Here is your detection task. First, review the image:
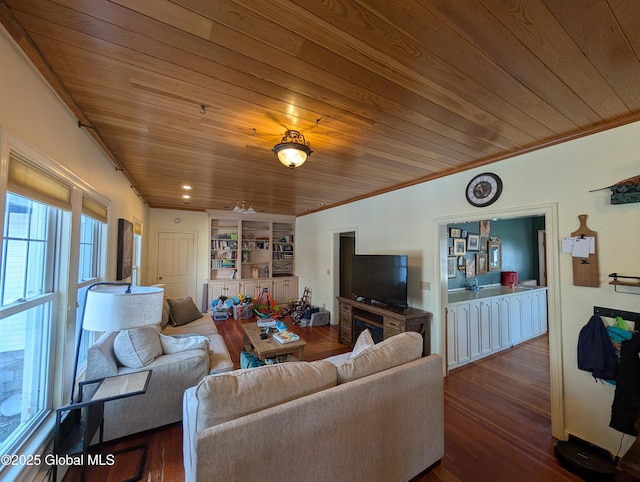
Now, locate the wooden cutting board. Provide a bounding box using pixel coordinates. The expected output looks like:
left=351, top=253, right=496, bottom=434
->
left=571, top=214, right=600, bottom=287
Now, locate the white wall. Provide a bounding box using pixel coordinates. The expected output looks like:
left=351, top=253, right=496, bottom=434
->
left=0, top=25, right=151, bottom=480
left=0, top=26, right=150, bottom=282
left=296, top=122, right=640, bottom=455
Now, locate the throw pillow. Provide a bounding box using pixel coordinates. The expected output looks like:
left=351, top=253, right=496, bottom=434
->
left=337, top=332, right=423, bottom=384
left=113, top=327, right=163, bottom=368
left=351, top=328, right=374, bottom=358
left=158, top=332, right=210, bottom=354
left=240, top=351, right=266, bottom=369
left=168, top=297, right=202, bottom=326
left=194, top=360, right=337, bottom=431
left=160, top=297, right=171, bottom=328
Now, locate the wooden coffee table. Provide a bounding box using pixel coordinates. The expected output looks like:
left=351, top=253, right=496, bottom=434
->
left=242, top=322, right=306, bottom=361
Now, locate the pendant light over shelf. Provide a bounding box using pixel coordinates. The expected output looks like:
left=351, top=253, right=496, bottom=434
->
left=232, top=201, right=255, bottom=214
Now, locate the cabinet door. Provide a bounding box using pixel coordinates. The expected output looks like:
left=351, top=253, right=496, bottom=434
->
left=491, top=297, right=511, bottom=348
left=241, top=280, right=268, bottom=299
left=508, top=295, right=523, bottom=345
left=521, top=292, right=534, bottom=341
left=446, top=307, right=458, bottom=369
left=226, top=281, right=241, bottom=300
left=537, top=290, right=548, bottom=335
left=468, top=301, right=481, bottom=360
left=455, top=303, right=471, bottom=366
left=478, top=300, right=492, bottom=356
left=284, top=277, right=298, bottom=302
left=208, top=282, right=225, bottom=304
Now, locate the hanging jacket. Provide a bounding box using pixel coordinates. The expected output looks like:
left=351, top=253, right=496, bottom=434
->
left=610, top=333, right=640, bottom=435
left=577, top=315, right=617, bottom=382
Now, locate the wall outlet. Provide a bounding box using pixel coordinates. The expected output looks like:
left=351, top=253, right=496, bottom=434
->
left=420, top=281, right=431, bottom=290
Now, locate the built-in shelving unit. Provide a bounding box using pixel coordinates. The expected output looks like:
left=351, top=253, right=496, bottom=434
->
left=210, top=218, right=239, bottom=280
left=206, top=210, right=297, bottom=304
left=272, top=222, right=295, bottom=276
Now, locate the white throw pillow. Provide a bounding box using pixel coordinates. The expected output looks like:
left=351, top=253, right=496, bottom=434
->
left=159, top=332, right=210, bottom=354
left=113, top=327, right=163, bottom=368
left=351, top=328, right=374, bottom=358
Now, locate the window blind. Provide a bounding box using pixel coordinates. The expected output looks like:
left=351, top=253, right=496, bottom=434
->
left=7, top=151, right=72, bottom=210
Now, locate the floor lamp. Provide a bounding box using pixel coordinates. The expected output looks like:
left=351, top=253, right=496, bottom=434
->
left=70, top=283, right=164, bottom=403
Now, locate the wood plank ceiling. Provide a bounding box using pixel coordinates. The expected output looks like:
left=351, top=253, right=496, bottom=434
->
left=2, top=0, right=640, bottom=216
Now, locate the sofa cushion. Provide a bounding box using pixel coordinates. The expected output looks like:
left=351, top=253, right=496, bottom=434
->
left=113, top=327, right=163, bottom=368
left=336, top=332, right=423, bottom=384
left=351, top=329, right=374, bottom=358
left=168, top=297, right=203, bottom=326
left=194, top=360, right=337, bottom=431
left=159, top=332, right=210, bottom=354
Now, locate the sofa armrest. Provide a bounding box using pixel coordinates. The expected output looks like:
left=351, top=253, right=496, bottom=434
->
left=86, top=332, right=119, bottom=380
left=101, top=349, right=209, bottom=441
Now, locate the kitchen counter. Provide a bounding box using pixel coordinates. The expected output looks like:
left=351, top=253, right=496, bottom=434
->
left=448, top=285, right=547, bottom=304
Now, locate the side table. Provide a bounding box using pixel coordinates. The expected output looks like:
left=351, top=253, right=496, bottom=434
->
left=52, top=370, right=152, bottom=482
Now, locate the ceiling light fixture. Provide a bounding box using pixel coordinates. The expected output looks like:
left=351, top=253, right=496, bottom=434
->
left=232, top=201, right=255, bottom=214
left=272, top=130, right=312, bottom=169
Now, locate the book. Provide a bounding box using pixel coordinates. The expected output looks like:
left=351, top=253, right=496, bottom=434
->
left=273, top=331, right=300, bottom=344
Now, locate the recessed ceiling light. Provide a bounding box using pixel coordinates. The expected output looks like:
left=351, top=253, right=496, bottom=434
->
left=318, top=202, right=327, bottom=206
left=182, top=194, right=191, bottom=199
left=182, top=185, right=192, bottom=190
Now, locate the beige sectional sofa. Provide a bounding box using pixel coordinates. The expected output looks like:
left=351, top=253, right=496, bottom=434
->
left=86, top=311, right=233, bottom=441
left=183, top=331, right=444, bottom=482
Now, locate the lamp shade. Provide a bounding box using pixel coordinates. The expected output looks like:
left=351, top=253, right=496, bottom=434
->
left=82, top=285, right=164, bottom=332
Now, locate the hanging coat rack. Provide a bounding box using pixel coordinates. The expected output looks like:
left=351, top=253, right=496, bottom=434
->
left=593, top=306, right=640, bottom=325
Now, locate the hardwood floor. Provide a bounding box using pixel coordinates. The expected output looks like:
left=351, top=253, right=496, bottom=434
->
left=63, top=318, right=581, bottom=482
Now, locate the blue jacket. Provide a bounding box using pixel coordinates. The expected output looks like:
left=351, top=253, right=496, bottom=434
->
left=577, top=315, right=617, bottom=381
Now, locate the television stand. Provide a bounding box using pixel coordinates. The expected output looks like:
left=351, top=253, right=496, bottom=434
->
left=337, top=297, right=432, bottom=356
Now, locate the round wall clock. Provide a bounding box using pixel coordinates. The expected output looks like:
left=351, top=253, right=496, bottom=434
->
left=465, top=173, right=503, bottom=207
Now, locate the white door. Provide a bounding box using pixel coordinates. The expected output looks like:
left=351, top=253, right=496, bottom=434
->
left=157, top=232, right=196, bottom=300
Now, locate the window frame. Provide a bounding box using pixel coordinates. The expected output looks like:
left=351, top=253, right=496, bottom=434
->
left=0, top=130, right=111, bottom=478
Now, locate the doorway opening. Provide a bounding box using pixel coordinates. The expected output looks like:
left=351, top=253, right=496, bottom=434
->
left=436, top=203, right=563, bottom=440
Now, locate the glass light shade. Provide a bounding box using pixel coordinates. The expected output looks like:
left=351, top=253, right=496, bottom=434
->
left=275, top=145, right=309, bottom=168
left=82, top=285, right=164, bottom=332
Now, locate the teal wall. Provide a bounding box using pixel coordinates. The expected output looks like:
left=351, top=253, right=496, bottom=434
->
left=447, top=216, right=545, bottom=290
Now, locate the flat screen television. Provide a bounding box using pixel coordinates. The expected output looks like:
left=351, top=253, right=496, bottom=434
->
left=351, top=254, right=408, bottom=309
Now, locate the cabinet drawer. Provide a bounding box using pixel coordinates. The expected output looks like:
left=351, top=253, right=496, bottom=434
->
left=384, top=328, right=401, bottom=339
left=384, top=317, right=404, bottom=332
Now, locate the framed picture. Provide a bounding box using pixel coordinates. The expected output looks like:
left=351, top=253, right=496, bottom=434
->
left=117, top=218, right=133, bottom=280
left=447, top=257, right=457, bottom=278
left=448, top=246, right=454, bottom=256
left=475, top=253, right=488, bottom=275
left=480, top=220, right=491, bottom=237
left=467, top=233, right=480, bottom=251
left=465, top=258, right=475, bottom=278
left=449, top=227, right=461, bottom=238
left=453, top=238, right=466, bottom=256
left=461, top=229, right=468, bottom=238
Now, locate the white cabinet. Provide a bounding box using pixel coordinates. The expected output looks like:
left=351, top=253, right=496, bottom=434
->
left=240, top=279, right=271, bottom=300
left=272, top=277, right=298, bottom=304
left=448, top=288, right=547, bottom=370
left=447, top=303, right=471, bottom=368
left=208, top=281, right=241, bottom=304
left=508, top=295, right=523, bottom=345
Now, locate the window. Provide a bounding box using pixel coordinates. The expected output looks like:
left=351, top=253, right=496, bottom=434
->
left=0, top=145, right=110, bottom=475
left=76, top=214, right=105, bottom=368
left=132, top=219, right=142, bottom=286
left=0, top=193, right=58, bottom=452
